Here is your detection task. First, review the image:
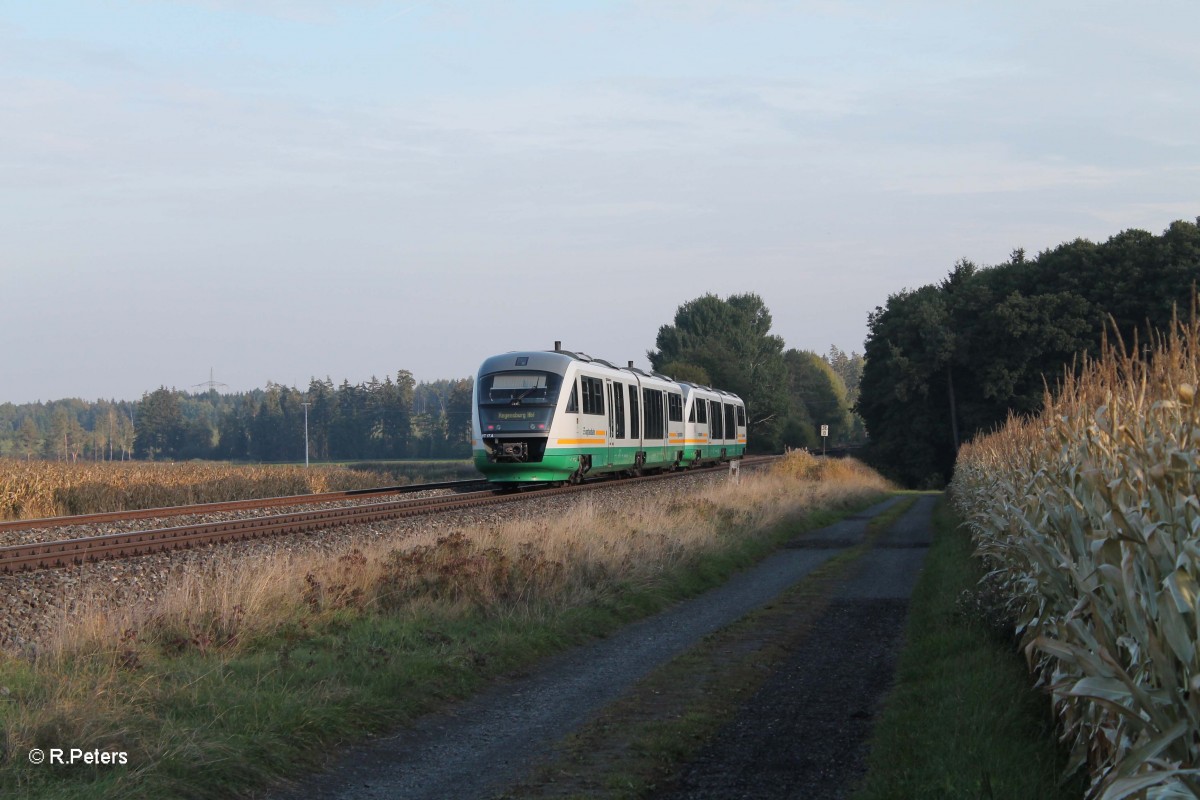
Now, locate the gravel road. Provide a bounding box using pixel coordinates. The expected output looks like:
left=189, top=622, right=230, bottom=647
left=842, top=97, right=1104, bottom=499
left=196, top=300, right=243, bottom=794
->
left=266, top=494, right=926, bottom=800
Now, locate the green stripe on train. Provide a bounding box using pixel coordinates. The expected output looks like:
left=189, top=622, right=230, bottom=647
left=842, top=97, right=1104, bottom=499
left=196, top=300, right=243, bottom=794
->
left=473, top=443, right=745, bottom=482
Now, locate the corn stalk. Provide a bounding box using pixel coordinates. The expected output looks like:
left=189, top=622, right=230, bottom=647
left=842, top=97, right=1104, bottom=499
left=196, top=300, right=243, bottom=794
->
left=952, top=310, right=1200, bottom=799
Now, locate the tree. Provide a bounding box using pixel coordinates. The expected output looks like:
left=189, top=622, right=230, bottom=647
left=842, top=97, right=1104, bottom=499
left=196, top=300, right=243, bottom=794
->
left=134, top=388, right=185, bottom=460
left=858, top=285, right=958, bottom=487
left=648, top=293, right=789, bottom=451
left=783, top=350, right=852, bottom=445
left=116, top=410, right=135, bottom=460
left=306, top=378, right=336, bottom=461
left=330, top=380, right=367, bottom=460
left=656, top=361, right=712, bottom=386
left=445, top=378, right=473, bottom=456
left=214, top=396, right=253, bottom=460
left=825, top=345, right=868, bottom=443
left=17, top=417, right=40, bottom=460
left=45, top=408, right=76, bottom=460
left=825, top=346, right=865, bottom=407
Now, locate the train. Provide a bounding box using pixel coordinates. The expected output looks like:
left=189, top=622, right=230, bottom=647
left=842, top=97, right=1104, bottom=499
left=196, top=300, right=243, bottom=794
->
left=471, top=343, right=747, bottom=485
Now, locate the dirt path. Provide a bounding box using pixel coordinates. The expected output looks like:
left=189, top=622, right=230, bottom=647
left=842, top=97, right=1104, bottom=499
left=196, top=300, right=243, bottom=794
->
left=266, top=495, right=928, bottom=800
left=659, top=495, right=935, bottom=800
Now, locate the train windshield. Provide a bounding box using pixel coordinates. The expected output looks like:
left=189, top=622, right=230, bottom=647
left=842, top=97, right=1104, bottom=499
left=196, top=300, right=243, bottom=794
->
left=479, top=371, right=564, bottom=406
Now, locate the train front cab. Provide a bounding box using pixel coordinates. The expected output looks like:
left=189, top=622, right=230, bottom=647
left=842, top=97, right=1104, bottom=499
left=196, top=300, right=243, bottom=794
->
left=474, top=351, right=578, bottom=484
left=475, top=351, right=663, bottom=485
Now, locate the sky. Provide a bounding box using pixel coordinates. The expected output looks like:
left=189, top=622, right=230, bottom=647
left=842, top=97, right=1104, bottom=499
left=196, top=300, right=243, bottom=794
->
left=2, top=1, right=1196, bottom=404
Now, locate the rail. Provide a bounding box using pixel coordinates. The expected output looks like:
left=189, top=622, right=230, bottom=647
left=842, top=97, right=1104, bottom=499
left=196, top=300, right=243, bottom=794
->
left=0, top=458, right=777, bottom=574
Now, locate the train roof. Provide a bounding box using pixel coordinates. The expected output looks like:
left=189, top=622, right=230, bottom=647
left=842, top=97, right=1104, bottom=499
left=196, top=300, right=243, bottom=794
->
left=679, top=381, right=742, bottom=402
left=477, top=347, right=741, bottom=402
left=476, top=350, right=576, bottom=376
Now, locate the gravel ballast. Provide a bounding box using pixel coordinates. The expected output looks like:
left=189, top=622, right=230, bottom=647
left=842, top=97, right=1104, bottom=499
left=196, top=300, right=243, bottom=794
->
left=0, top=472, right=732, bottom=655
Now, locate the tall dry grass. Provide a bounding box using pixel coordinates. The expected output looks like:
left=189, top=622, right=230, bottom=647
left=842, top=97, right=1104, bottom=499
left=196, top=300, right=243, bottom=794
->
left=38, top=454, right=892, bottom=664
left=952, top=311, right=1200, bottom=799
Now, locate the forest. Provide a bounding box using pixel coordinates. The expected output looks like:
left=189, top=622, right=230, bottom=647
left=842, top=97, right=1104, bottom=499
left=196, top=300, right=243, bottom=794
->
left=858, top=218, right=1200, bottom=487
left=0, top=375, right=473, bottom=463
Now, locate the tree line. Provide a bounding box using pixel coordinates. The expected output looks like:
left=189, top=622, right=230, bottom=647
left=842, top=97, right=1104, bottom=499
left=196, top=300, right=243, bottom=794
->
left=858, top=218, right=1200, bottom=487
left=1, top=296, right=865, bottom=463
left=0, top=374, right=474, bottom=463
left=648, top=293, right=866, bottom=453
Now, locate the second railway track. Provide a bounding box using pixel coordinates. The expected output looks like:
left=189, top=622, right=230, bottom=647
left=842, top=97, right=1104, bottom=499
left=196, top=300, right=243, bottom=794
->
left=0, top=458, right=775, bottom=574
left=0, top=478, right=491, bottom=534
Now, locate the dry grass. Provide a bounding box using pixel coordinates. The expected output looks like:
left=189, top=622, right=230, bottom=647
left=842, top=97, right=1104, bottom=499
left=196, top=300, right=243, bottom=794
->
left=37, top=455, right=892, bottom=665
left=952, top=308, right=1200, bottom=799
left=0, top=461, right=415, bottom=520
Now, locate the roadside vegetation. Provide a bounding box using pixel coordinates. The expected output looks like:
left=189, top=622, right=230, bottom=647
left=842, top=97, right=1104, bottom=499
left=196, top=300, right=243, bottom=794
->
left=0, top=459, right=475, bottom=520
left=853, top=497, right=1085, bottom=800
left=0, top=452, right=891, bottom=799
left=951, top=310, right=1200, bottom=798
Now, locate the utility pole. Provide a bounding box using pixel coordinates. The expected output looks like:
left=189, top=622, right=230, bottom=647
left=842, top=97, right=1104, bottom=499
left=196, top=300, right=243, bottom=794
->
left=302, top=402, right=311, bottom=468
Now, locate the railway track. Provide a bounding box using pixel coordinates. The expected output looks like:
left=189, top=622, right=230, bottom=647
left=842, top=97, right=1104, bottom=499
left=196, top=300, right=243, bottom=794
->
left=0, top=478, right=489, bottom=534
left=0, top=458, right=775, bottom=574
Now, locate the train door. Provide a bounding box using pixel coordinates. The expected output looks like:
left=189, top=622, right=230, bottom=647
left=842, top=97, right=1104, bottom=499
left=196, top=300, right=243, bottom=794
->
left=628, top=381, right=642, bottom=471
left=711, top=400, right=725, bottom=458
left=604, top=380, right=616, bottom=468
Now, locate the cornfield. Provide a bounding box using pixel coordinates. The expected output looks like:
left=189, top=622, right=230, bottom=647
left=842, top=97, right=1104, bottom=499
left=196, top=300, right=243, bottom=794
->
left=0, top=461, right=449, bottom=520
left=951, top=311, right=1200, bottom=799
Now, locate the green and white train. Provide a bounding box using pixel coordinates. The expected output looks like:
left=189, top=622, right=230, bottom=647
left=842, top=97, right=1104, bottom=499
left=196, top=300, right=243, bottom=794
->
left=472, top=343, right=747, bottom=485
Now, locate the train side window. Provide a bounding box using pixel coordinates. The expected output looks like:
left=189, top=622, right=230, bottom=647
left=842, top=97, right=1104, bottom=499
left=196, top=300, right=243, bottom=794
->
left=642, top=388, right=652, bottom=438
left=581, top=376, right=605, bottom=415
left=736, top=405, right=746, bottom=427
left=687, top=402, right=695, bottom=423
left=710, top=400, right=723, bottom=439
left=565, top=381, right=578, bottom=413
left=629, top=385, right=640, bottom=439
left=642, top=388, right=665, bottom=439
left=724, top=404, right=736, bottom=439
left=696, top=398, right=707, bottom=424
left=614, top=382, right=626, bottom=438
left=667, top=393, right=683, bottom=423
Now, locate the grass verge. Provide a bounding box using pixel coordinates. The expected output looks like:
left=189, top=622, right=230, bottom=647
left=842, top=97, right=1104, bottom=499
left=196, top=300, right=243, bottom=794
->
left=850, top=495, right=1086, bottom=800
left=0, top=455, right=891, bottom=799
